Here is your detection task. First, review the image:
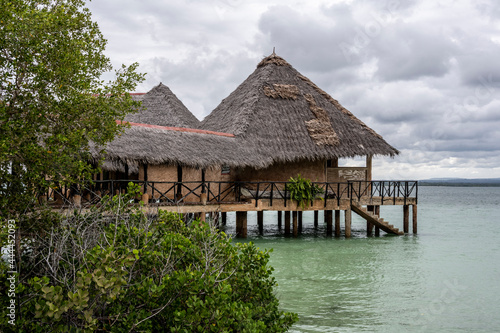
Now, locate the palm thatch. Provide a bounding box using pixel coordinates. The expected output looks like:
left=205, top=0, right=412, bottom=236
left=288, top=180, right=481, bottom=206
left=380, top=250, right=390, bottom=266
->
left=201, top=53, right=399, bottom=166
left=125, top=83, right=200, bottom=128
left=90, top=123, right=262, bottom=173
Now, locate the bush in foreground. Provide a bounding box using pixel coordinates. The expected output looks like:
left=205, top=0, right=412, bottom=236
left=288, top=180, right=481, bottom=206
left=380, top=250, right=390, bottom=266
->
left=0, top=188, right=298, bottom=332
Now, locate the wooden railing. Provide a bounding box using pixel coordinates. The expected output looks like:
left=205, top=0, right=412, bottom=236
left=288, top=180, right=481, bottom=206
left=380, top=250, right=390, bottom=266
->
left=41, top=180, right=418, bottom=207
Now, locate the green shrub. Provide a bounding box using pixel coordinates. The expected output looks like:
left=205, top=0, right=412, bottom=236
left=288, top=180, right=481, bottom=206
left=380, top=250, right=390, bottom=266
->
left=0, top=184, right=297, bottom=332
left=286, top=174, right=324, bottom=209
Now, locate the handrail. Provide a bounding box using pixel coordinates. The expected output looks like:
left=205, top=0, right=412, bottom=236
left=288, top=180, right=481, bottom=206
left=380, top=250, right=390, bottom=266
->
left=41, top=180, right=418, bottom=207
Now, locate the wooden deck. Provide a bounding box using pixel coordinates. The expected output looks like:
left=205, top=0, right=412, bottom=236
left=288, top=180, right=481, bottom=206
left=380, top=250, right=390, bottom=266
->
left=43, top=180, right=418, bottom=238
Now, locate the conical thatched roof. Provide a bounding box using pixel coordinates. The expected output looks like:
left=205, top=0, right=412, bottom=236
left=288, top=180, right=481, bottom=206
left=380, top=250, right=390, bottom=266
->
left=125, top=83, right=200, bottom=128
left=201, top=53, right=399, bottom=165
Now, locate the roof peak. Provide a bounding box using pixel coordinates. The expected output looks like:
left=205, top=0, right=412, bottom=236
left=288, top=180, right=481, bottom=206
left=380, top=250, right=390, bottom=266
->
left=257, top=53, right=291, bottom=68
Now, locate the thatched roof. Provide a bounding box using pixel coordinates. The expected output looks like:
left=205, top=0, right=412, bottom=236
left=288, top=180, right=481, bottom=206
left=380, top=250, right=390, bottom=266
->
left=96, top=55, right=398, bottom=172
left=125, top=83, right=200, bottom=128
left=201, top=53, right=399, bottom=165
left=91, top=122, right=261, bottom=173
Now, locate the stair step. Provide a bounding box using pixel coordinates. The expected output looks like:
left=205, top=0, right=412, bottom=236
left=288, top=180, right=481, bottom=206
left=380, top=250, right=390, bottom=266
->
left=351, top=203, right=402, bottom=236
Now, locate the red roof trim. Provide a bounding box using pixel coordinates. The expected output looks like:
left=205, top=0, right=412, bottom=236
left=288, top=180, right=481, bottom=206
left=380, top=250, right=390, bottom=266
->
left=116, top=120, right=235, bottom=138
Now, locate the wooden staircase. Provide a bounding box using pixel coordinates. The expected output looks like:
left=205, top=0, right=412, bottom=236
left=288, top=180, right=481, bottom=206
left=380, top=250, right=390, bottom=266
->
left=351, top=202, right=404, bottom=235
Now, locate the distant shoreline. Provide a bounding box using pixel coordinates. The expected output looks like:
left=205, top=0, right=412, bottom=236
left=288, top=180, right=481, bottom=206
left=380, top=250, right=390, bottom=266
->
left=419, top=183, right=500, bottom=187
left=419, top=178, right=500, bottom=187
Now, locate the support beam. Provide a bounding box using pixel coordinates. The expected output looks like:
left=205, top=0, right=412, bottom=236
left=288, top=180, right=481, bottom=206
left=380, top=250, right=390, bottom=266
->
left=314, top=210, right=319, bottom=227
left=177, top=165, right=183, bottom=200
left=277, top=211, right=282, bottom=229
left=325, top=210, right=333, bottom=236
left=201, top=168, right=206, bottom=194
left=221, top=212, right=227, bottom=226
left=403, top=205, right=409, bottom=234
left=284, top=211, right=291, bottom=235
left=335, top=210, right=341, bottom=237
left=367, top=205, right=374, bottom=236
left=412, top=204, right=418, bottom=234
left=236, top=211, right=247, bottom=238
left=366, top=155, right=373, bottom=181
left=292, top=211, right=298, bottom=238
left=298, top=211, right=303, bottom=233
left=374, top=205, right=380, bottom=237
left=257, top=211, right=264, bottom=235
left=199, top=212, right=206, bottom=223
left=345, top=206, right=352, bottom=238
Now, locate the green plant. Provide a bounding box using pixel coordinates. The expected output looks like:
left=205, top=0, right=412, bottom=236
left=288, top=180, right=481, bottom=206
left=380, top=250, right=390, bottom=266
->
left=0, top=186, right=298, bottom=332
left=286, top=174, right=324, bottom=209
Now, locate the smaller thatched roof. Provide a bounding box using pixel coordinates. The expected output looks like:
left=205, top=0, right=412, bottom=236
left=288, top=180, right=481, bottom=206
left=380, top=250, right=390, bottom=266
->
left=91, top=122, right=262, bottom=173
left=125, top=83, right=200, bottom=128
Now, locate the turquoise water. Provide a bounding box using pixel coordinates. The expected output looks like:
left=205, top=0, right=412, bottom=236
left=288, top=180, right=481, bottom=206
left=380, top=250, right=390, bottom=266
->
left=222, top=187, right=500, bottom=332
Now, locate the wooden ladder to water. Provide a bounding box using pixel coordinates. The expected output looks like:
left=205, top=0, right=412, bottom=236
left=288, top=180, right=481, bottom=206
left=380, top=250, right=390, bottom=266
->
left=351, top=202, right=404, bottom=235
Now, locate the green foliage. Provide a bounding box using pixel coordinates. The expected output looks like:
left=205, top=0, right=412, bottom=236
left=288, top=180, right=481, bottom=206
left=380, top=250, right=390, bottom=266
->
left=286, top=174, right=324, bottom=209
left=0, top=188, right=298, bottom=332
left=0, top=0, right=145, bottom=219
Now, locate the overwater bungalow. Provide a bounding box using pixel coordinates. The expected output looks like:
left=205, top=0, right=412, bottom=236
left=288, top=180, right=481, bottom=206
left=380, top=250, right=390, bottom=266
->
left=83, top=53, right=418, bottom=238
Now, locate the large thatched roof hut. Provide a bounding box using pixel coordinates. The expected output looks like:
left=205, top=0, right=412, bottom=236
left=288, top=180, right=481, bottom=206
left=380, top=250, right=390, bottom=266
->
left=94, top=53, right=399, bottom=187
left=201, top=53, right=398, bottom=163
left=200, top=52, right=398, bottom=182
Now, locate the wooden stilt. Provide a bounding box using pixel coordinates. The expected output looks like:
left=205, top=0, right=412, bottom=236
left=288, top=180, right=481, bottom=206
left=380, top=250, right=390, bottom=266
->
left=221, top=212, right=227, bottom=226
left=345, top=206, right=352, bottom=238
left=257, top=211, right=264, bottom=235
left=314, top=210, right=319, bottom=227
left=236, top=211, right=247, bottom=238
left=298, top=211, right=303, bottom=233
left=284, top=211, right=291, bottom=235
left=374, top=205, right=380, bottom=236
left=412, top=204, right=418, bottom=234
left=277, top=211, right=282, bottom=229
left=199, top=212, right=206, bottom=223
left=325, top=210, right=333, bottom=236
left=293, top=211, right=298, bottom=237
left=367, top=205, right=374, bottom=236
left=403, top=205, right=409, bottom=234
left=335, top=210, right=341, bottom=237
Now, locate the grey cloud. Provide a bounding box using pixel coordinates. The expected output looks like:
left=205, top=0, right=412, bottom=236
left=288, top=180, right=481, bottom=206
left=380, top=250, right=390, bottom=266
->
left=86, top=0, right=500, bottom=178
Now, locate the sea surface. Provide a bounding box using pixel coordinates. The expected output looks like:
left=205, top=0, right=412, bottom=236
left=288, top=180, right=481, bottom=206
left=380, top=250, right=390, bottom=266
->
left=221, top=186, right=500, bottom=332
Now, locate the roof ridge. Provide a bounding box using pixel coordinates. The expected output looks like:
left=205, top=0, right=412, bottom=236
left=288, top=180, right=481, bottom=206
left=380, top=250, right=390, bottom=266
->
left=116, top=120, right=234, bottom=137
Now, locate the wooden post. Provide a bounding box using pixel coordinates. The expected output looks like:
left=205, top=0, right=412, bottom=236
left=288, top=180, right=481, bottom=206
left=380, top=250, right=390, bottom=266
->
left=200, top=192, right=207, bottom=205
left=177, top=164, right=183, bottom=200
left=221, top=212, right=227, bottom=226
left=367, top=205, right=374, bottom=236
left=236, top=211, right=247, bottom=238
left=292, top=211, right=298, bottom=237
left=366, top=155, right=372, bottom=181
left=403, top=205, right=409, bottom=234
left=298, top=211, right=303, bottom=233
left=335, top=210, right=341, bottom=237
left=374, top=205, right=380, bottom=236
left=199, top=212, right=206, bottom=223
left=284, top=211, right=291, bottom=235
left=412, top=204, right=418, bottom=234
left=325, top=210, right=333, bottom=236
left=314, top=210, right=319, bottom=227
left=277, top=211, right=282, bottom=229
left=257, top=211, right=264, bottom=235
left=345, top=206, right=352, bottom=238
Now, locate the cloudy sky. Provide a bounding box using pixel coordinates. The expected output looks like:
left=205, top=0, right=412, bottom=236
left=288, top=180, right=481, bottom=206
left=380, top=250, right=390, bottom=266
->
left=87, top=0, right=500, bottom=180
